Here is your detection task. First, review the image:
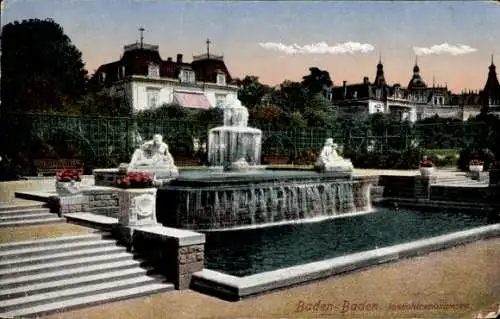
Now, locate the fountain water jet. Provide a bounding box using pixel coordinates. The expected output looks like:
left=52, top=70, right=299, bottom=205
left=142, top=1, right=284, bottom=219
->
left=208, top=100, right=262, bottom=171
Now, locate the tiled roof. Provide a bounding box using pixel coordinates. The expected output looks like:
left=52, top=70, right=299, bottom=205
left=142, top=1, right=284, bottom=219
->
left=95, top=44, right=233, bottom=86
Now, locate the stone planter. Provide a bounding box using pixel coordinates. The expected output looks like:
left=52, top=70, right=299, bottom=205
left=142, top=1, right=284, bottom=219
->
left=118, top=188, right=157, bottom=227
left=469, top=164, right=484, bottom=172
left=419, top=166, right=434, bottom=177
left=55, top=180, right=81, bottom=196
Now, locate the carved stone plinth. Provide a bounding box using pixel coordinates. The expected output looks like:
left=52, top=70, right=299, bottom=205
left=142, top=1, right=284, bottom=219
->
left=118, top=188, right=158, bottom=227
left=55, top=181, right=81, bottom=196
left=128, top=225, right=206, bottom=290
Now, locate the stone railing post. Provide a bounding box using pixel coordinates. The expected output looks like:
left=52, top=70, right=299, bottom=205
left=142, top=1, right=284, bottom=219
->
left=414, top=175, right=436, bottom=200
left=129, top=226, right=205, bottom=290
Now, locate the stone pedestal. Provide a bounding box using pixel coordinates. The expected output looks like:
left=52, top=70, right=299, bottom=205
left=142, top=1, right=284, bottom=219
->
left=118, top=188, right=157, bottom=227
left=414, top=175, right=436, bottom=200
left=127, top=225, right=206, bottom=290
left=55, top=181, right=81, bottom=196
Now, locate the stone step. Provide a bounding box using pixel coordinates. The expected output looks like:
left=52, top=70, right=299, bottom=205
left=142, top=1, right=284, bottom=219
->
left=0, top=259, right=146, bottom=289
left=0, top=252, right=135, bottom=278
left=0, top=202, right=46, bottom=212
left=0, top=217, right=64, bottom=228
left=0, top=275, right=164, bottom=313
left=0, top=233, right=105, bottom=252
left=0, top=208, right=50, bottom=216
left=0, top=245, right=126, bottom=269
left=0, top=282, right=174, bottom=318
left=0, top=267, right=153, bottom=300
left=0, top=239, right=118, bottom=260
left=0, top=212, right=57, bottom=222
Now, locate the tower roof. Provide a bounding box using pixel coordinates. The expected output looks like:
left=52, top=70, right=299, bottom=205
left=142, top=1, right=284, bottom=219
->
left=408, top=56, right=426, bottom=89
left=373, top=54, right=386, bottom=87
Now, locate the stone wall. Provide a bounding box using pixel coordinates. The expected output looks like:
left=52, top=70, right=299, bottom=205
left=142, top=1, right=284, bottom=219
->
left=50, top=187, right=120, bottom=217
left=378, top=175, right=434, bottom=200
left=430, top=185, right=492, bottom=203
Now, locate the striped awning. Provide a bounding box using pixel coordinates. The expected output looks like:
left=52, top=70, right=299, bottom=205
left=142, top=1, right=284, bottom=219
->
left=173, top=92, right=211, bottom=110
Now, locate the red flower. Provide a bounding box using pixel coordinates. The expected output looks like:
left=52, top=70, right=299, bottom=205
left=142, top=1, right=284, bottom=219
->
left=115, top=172, right=153, bottom=188
left=420, top=159, right=434, bottom=168
left=469, top=159, right=484, bottom=166
left=56, top=168, right=81, bottom=182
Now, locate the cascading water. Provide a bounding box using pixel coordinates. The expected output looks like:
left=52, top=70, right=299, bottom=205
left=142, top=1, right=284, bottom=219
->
left=208, top=99, right=262, bottom=169
left=160, top=178, right=373, bottom=230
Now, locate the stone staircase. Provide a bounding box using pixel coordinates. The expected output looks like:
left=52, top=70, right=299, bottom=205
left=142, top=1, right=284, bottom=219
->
left=0, top=202, right=63, bottom=228
left=0, top=232, right=174, bottom=318
left=432, top=172, right=489, bottom=187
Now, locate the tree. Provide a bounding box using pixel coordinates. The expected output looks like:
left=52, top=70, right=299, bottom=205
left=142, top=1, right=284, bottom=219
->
left=1, top=18, right=88, bottom=114
left=271, top=80, right=308, bottom=114
left=250, top=105, right=288, bottom=128
left=234, top=76, right=272, bottom=110
left=301, top=67, right=333, bottom=97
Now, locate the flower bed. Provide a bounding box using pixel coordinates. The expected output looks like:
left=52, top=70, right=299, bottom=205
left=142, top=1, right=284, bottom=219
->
left=419, top=159, right=434, bottom=176
left=55, top=169, right=82, bottom=196
left=469, top=159, right=484, bottom=172
left=116, top=172, right=157, bottom=227
left=116, top=172, right=154, bottom=189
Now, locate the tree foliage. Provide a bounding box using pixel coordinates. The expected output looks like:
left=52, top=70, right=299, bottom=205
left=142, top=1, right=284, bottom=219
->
left=234, top=76, right=272, bottom=110
left=301, top=67, right=333, bottom=97
left=1, top=18, right=88, bottom=114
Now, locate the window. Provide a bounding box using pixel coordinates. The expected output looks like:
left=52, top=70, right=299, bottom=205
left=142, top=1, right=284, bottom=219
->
left=100, top=72, right=107, bottom=83
left=147, top=88, right=160, bottom=109
left=180, top=70, right=196, bottom=83
left=376, top=89, right=381, bottom=99
left=118, top=66, right=125, bottom=79
left=352, top=91, right=358, bottom=99
left=148, top=63, right=160, bottom=78
left=215, top=94, right=227, bottom=108
left=216, top=74, right=226, bottom=86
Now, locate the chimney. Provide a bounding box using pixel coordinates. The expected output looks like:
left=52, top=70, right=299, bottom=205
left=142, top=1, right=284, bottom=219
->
left=363, top=77, right=369, bottom=85
left=176, top=54, right=183, bottom=63
left=343, top=81, right=347, bottom=99
left=167, top=57, right=172, bottom=62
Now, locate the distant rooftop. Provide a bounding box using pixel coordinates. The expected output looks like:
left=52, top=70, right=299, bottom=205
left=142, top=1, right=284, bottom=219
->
left=192, top=53, right=224, bottom=62
left=123, top=42, right=159, bottom=52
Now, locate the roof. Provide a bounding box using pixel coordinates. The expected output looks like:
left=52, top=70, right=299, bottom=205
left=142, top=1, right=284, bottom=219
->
left=94, top=43, right=233, bottom=86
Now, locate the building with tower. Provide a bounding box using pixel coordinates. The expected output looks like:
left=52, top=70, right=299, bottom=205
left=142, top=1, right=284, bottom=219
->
left=329, top=56, right=496, bottom=122
left=94, top=29, right=239, bottom=113
left=480, top=54, right=500, bottom=113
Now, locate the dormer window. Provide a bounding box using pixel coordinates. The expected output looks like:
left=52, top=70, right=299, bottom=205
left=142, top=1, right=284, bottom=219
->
left=180, top=69, right=195, bottom=84
left=216, top=73, right=226, bottom=86
left=148, top=63, right=160, bottom=79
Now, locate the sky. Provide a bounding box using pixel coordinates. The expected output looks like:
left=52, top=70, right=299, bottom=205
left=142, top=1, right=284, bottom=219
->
left=2, top=0, right=500, bottom=93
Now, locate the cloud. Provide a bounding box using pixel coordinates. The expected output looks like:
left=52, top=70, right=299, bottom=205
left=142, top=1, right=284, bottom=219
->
left=413, top=43, right=478, bottom=56
left=258, top=41, right=375, bottom=55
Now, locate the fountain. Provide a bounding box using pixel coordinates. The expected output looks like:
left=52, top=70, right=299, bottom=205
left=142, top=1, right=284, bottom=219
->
left=157, top=99, right=377, bottom=231
left=207, top=99, right=262, bottom=171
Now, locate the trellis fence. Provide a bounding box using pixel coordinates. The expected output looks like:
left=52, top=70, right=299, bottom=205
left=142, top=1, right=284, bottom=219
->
left=0, top=113, right=489, bottom=166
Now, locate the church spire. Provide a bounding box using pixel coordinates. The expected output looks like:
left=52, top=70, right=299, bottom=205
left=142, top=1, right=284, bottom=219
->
left=413, top=55, right=420, bottom=73
left=374, top=55, right=386, bottom=87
